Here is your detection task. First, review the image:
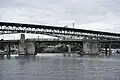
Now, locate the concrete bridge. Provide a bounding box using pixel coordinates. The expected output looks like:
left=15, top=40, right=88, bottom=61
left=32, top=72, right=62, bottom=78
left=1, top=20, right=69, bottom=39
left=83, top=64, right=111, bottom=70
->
left=0, top=34, right=120, bottom=55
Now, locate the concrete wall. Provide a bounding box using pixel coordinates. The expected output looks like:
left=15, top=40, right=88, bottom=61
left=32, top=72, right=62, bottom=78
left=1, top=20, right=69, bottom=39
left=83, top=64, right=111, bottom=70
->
left=67, top=45, right=72, bottom=53
left=26, top=42, right=35, bottom=54
left=83, top=42, right=98, bottom=54
left=19, top=43, right=26, bottom=54
left=18, top=34, right=36, bottom=54
left=19, top=34, right=26, bottom=54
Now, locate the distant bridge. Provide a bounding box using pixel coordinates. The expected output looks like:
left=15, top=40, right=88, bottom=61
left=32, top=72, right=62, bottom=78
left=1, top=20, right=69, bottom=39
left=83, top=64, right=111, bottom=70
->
left=0, top=22, right=120, bottom=40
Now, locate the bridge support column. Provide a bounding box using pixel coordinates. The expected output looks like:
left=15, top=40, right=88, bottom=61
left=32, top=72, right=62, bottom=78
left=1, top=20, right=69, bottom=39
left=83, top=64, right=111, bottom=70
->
left=18, top=34, right=26, bottom=54
left=68, top=44, right=72, bottom=56
left=19, top=34, right=36, bottom=55
left=6, top=43, right=11, bottom=55
left=105, top=44, right=108, bottom=55
left=62, top=44, right=66, bottom=56
left=105, top=44, right=111, bottom=56
left=83, top=42, right=99, bottom=55
left=109, top=44, right=112, bottom=55
left=98, top=43, right=101, bottom=54
left=105, top=46, right=107, bottom=55
left=26, top=42, right=35, bottom=55
left=19, top=43, right=26, bottom=54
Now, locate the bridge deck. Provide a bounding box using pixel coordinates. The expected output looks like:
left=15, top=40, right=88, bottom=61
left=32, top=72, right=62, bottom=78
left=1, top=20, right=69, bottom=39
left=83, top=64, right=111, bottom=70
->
left=0, top=39, right=119, bottom=43
left=0, top=22, right=120, bottom=37
left=0, top=40, right=19, bottom=43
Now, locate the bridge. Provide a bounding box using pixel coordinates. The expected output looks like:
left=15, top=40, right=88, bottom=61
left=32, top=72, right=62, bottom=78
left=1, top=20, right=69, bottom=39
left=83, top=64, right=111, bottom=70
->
left=0, top=22, right=119, bottom=56
left=0, top=22, right=120, bottom=40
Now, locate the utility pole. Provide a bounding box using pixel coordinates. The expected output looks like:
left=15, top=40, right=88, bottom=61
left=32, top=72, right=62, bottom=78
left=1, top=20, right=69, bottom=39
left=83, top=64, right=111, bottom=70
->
left=73, top=22, right=75, bottom=29
left=72, top=22, right=75, bottom=39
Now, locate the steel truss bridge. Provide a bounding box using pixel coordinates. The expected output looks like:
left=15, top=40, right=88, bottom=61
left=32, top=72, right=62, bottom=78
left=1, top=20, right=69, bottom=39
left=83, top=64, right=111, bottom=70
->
left=0, top=22, right=120, bottom=40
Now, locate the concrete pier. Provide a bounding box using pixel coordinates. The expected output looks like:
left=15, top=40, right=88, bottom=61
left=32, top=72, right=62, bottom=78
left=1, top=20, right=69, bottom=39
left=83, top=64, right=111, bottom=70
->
left=26, top=42, right=35, bottom=54
left=105, top=45, right=108, bottom=55
left=68, top=44, right=72, bottom=56
left=6, top=43, right=11, bottom=55
left=83, top=42, right=99, bottom=55
left=98, top=43, right=101, bottom=54
left=18, top=34, right=36, bottom=55
left=105, top=44, right=112, bottom=55
left=19, top=34, right=26, bottom=54
left=109, top=44, right=112, bottom=55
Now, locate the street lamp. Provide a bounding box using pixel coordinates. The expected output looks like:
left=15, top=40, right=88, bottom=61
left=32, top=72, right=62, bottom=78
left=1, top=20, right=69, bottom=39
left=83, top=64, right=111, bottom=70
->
left=73, top=22, right=75, bottom=29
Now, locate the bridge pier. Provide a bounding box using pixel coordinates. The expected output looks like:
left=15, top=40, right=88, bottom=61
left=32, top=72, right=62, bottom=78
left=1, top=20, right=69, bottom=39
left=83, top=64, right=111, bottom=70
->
left=98, top=43, right=101, bottom=54
left=109, top=44, right=112, bottom=55
left=18, top=34, right=36, bottom=55
left=105, top=44, right=108, bottom=55
left=83, top=42, right=99, bottom=55
left=6, top=43, right=11, bottom=55
left=26, top=42, right=35, bottom=55
left=18, top=34, right=26, bottom=54
left=105, top=43, right=112, bottom=55
left=68, top=44, right=72, bottom=57
left=62, top=44, right=72, bottom=57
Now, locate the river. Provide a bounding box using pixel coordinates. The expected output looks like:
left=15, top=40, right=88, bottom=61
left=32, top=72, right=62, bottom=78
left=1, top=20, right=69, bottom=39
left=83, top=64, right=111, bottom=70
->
left=0, top=53, right=120, bottom=80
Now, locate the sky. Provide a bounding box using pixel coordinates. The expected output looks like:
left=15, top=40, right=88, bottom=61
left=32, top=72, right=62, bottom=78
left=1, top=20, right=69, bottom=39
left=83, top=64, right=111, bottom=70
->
left=0, top=0, right=120, bottom=39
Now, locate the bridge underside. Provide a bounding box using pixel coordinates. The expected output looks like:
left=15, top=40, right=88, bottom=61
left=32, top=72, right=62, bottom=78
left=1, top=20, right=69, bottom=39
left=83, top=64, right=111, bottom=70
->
left=0, top=39, right=120, bottom=55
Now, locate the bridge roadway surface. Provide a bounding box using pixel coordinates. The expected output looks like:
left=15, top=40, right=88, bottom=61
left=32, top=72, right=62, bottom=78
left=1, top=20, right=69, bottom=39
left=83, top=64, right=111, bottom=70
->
left=0, top=39, right=120, bottom=43
left=0, top=22, right=120, bottom=39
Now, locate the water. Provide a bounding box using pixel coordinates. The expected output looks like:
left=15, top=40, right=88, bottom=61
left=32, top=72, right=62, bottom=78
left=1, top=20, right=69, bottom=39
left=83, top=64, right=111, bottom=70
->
left=0, top=54, right=120, bottom=80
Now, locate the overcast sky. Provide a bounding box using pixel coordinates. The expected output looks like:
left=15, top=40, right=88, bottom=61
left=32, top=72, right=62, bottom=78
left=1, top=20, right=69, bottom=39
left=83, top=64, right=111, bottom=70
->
left=0, top=0, right=120, bottom=39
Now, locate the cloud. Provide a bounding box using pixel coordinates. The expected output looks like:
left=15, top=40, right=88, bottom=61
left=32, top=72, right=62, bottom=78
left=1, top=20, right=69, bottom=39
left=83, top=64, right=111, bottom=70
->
left=0, top=0, right=120, bottom=33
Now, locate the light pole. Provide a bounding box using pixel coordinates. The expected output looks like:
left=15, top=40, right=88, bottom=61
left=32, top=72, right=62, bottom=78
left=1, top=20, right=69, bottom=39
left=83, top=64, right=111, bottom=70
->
left=73, top=22, right=75, bottom=29
left=72, top=22, right=75, bottom=39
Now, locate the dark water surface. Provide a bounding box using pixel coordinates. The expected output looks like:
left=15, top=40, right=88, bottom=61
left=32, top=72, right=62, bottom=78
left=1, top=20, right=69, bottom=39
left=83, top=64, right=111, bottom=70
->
left=0, top=54, right=120, bottom=80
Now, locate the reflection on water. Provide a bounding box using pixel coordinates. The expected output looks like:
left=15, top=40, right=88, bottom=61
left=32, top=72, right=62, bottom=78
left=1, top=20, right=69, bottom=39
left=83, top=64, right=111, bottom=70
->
left=0, top=54, right=120, bottom=80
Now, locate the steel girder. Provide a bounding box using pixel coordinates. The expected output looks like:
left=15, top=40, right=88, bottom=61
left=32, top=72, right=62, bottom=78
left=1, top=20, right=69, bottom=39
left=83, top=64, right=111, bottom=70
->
left=0, top=22, right=120, bottom=40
